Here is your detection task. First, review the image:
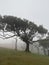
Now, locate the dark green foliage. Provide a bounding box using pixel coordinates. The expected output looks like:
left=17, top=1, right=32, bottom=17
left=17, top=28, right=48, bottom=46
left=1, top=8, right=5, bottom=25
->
left=0, top=15, right=48, bottom=52
left=38, top=25, right=48, bottom=34
left=0, top=15, right=47, bottom=34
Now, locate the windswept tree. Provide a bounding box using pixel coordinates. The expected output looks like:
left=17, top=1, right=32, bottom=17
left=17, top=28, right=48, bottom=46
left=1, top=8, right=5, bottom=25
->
left=0, top=15, right=48, bottom=52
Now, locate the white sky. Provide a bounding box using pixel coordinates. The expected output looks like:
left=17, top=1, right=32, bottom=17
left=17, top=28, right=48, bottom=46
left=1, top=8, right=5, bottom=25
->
left=0, top=0, right=49, bottom=31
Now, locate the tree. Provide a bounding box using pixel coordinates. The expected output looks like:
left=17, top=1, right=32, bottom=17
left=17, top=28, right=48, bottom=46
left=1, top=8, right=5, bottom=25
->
left=38, top=25, right=47, bottom=34
left=0, top=15, right=48, bottom=52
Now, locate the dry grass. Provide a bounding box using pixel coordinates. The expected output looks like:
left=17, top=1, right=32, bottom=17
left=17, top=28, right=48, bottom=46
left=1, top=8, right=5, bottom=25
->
left=0, top=48, right=49, bottom=65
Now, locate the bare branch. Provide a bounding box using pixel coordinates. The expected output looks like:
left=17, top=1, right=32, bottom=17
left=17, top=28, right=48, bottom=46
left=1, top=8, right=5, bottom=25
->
left=3, top=34, right=17, bottom=39
left=0, top=36, right=5, bottom=39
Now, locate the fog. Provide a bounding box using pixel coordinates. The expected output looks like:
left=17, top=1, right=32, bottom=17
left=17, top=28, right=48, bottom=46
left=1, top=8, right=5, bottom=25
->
left=0, top=31, right=48, bottom=55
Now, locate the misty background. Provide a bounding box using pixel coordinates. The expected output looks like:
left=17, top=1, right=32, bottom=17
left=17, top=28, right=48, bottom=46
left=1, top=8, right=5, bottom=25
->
left=0, top=0, right=49, bottom=31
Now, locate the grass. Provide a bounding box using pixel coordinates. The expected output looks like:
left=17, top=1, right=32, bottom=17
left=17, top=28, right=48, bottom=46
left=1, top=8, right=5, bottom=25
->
left=0, top=48, right=49, bottom=65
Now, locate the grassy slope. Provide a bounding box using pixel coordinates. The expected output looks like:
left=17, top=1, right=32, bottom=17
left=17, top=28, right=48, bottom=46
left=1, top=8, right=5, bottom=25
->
left=0, top=48, right=49, bottom=65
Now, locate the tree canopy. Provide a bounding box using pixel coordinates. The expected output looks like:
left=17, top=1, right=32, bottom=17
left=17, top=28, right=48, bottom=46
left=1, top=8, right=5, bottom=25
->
left=0, top=15, right=48, bottom=52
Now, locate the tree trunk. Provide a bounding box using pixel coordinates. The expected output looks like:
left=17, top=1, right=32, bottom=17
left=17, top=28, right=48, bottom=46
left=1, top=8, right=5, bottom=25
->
left=43, top=47, right=46, bottom=55
left=15, top=37, right=17, bottom=50
left=25, top=42, right=29, bottom=52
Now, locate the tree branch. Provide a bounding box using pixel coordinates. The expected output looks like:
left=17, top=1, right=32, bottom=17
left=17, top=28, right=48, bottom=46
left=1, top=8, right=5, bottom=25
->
left=3, top=34, right=17, bottom=39
left=0, top=36, right=5, bottom=39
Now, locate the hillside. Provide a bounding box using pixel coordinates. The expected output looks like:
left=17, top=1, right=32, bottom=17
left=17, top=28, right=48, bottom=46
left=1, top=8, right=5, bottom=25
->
left=0, top=48, right=49, bottom=65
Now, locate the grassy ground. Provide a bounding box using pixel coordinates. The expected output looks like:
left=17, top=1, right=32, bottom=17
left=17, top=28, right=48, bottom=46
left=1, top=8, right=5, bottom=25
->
left=0, top=48, right=49, bottom=65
